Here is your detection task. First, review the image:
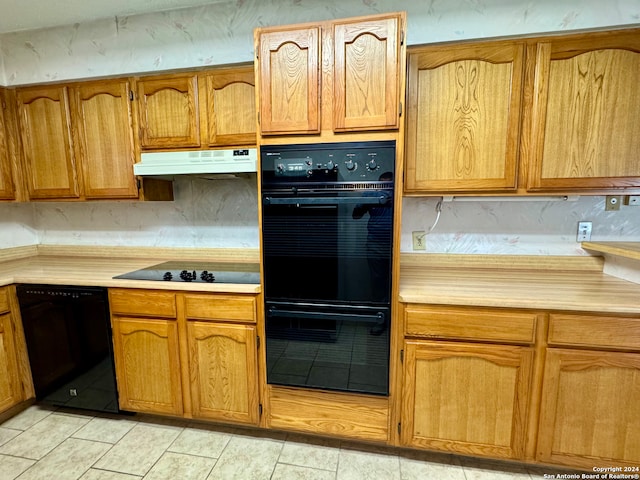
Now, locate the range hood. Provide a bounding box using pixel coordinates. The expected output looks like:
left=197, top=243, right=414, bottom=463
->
left=134, top=148, right=257, bottom=177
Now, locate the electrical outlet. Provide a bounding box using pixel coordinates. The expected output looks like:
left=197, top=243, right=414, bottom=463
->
left=412, top=231, right=426, bottom=250
left=605, top=195, right=622, bottom=211
left=624, top=195, right=640, bottom=206
left=577, top=221, right=592, bottom=242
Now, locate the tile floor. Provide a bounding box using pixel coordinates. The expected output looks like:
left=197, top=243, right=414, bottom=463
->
left=0, top=404, right=573, bottom=479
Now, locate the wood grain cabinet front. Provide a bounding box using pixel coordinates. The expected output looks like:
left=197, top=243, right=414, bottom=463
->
left=0, top=88, right=17, bottom=201
left=537, top=313, right=640, bottom=468
left=0, top=308, right=22, bottom=413
left=255, top=12, right=404, bottom=136
left=404, top=41, right=524, bottom=193
left=526, top=29, right=640, bottom=192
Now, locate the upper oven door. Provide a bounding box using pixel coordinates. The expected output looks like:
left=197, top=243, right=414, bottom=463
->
left=261, top=187, right=394, bottom=306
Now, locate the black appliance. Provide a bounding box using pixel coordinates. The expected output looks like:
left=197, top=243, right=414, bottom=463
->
left=261, top=140, right=395, bottom=396
left=16, top=285, right=119, bottom=413
left=114, top=261, right=260, bottom=284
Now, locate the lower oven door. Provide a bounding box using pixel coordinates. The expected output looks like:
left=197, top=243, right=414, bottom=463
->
left=265, top=301, right=389, bottom=395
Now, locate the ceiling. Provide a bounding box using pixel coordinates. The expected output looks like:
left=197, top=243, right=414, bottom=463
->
left=0, top=0, right=229, bottom=34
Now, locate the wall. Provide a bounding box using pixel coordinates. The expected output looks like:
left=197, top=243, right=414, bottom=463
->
left=0, top=0, right=639, bottom=254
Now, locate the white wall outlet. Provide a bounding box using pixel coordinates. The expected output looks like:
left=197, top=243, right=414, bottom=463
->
left=577, top=221, right=592, bottom=242
left=412, top=231, right=426, bottom=250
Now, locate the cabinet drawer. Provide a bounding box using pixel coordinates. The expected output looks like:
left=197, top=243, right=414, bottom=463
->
left=109, top=289, right=177, bottom=318
left=0, top=288, right=8, bottom=314
left=548, top=313, right=640, bottom=351
left=404, top=305, right=538, bottom=344
left=184, top=294, right=257, bottom=323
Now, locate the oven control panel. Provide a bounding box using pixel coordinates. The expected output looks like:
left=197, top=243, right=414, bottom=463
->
left=261, top=141, right=396, bottom=184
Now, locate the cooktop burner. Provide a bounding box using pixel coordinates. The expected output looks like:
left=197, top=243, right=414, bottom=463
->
left=114, top=261, right=260, bottom=284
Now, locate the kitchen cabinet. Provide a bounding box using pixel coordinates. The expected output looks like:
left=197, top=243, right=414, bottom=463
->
left=184, top=294, right=259, bottom=425
left=200, top=66, right=257, bottom=146
left=70, top=79, right=138, bottom=199
left=526, top=29, right=640, bottom=191
left=136, top=74, right=200, bottom=149
left=401, top=305, right=538, bottom=460
left=16, top=80, right=142, bottom=201
left=0, top=287, right=23, bottom=414
left=537, top=313, right=640, bottom=468
left=16, top=85, right=79, bottom=199
left=0, top=88, right=16, bottom=200
left=255, top=12, right=404, bottom=135
left=109, top=289, right=183, bottom=416
left=404, top=41, right=524, bottom=193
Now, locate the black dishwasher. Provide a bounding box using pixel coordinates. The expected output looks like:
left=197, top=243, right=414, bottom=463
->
left=16, top=284, right=119, bottom=413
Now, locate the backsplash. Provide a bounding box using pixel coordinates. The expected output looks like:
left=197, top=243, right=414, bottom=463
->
left=0, top=203, right=37, bottom=248
left=2, top=0, right=639, bottom=85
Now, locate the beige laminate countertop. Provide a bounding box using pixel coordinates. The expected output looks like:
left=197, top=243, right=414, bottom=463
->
left=0, top=248, right=261, bottom=294
left=399, top=254, right=640, bottom=315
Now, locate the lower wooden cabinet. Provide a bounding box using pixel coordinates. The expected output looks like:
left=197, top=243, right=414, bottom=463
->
left=108, top=288, right=260, bottom=425
left=401, top=340, right=534, bottom=459
left=111, top=317, right=183, bottom=415
left=187, top=321, right=259, bottom=424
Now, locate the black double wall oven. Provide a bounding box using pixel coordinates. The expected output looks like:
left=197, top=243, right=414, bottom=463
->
left=261, top=141, right=395, bottom=396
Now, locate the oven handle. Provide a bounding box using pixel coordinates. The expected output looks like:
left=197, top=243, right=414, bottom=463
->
left=263, top=195, right=390, bottom=206
left=267, top=307, right=385, bottom=324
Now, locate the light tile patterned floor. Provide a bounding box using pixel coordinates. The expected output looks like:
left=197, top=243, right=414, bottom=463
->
left=0, top=404, right=574, bottom=479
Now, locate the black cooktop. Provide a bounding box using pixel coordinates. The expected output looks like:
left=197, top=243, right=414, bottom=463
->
left=114, top=261, right=260, bottom=284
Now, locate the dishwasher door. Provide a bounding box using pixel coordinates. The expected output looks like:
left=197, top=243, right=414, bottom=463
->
left=16, top=284, right=119, bottom=413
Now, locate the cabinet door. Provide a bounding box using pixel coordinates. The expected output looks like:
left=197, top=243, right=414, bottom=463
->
left=17, top=86, right=79, bottom=199
left=187, top=321, right=259, bottom=425
left=402, top=340, right=533, bottom=459
left=405, top=42, right=524, bottom=193
left=333, top=14, right=402, bottom=131
left=257, top=26, right=320, bottom=135
left=0, top=90, right=15, bottom=200
left=137, top=75, right=200, bottom=149
left=111, top=317, right=183, bottom=415
left=527, top=30, right=640, bottom=191
left=71, top=80, right=138, bottom=198
left=202, top=67, right=256, bottom=146
left=538, top=348, right=640, bottom=468
left=0, top=312, right=22, bottom=413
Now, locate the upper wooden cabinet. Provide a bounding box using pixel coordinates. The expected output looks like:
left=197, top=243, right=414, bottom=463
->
left=404, top=42, right=524, bottom=193
left=333, top=15, right=402, bottom=131
left=200, top=66, right=257, bottom=146
left=70, top=79, right=138, bottom=199
left=526, top=29, right=640, bottom=191
left=16, top=85, right=79, bottom=199
left=0, top=89, right=16, bottom=200
left=255, top=12, right=405, bottom=136
left=136, top=74, right=200, bottom=149
left=257, top=26, right=321, bottom=135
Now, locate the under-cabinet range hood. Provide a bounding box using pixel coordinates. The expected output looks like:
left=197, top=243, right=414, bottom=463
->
left=134, top=148, right=257, bottom=177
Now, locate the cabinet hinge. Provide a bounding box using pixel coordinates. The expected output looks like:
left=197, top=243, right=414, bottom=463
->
left=257, top=335, right=260, bottom=349
left=257, top=111, right=260, bottom=125
left=129, top=90, right=134, bottom=101
left=400, top=349, right=404, bottom=363
left=401, top=29, right=405, bottom=46
left=136, top=179, right=141, bottom=191
left=259, top=403, right=263, bottom=416
left=399, top=102, right=403, bottom=117
left=397, top=422, right=401, bottom=434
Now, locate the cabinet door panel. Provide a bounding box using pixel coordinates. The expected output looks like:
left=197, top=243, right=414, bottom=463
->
left=17, top=86, right=79, bottom=199
left=333, top=15, right=401, bottom=131
left=0, top=312, right=22, bottom=413
left=528, top=31, right=640, bottom=191
left=405, top=43, right=523, bottom=193
left=204, top=68, right=256, bottom=146
left=0, top=90, right=15, bottom=200
left=73, top=80, right=138, bottom=198
left=258, top=27, right=320, bottom=134
left=538, top=349, right=640, bottom=468
left=137, top=76, right=200, bottom=148
left=402, top=340, right=533, bottom=459
left=111, top=317, right=183, bottom=415
left=188, top=321, right=258, bottom=424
